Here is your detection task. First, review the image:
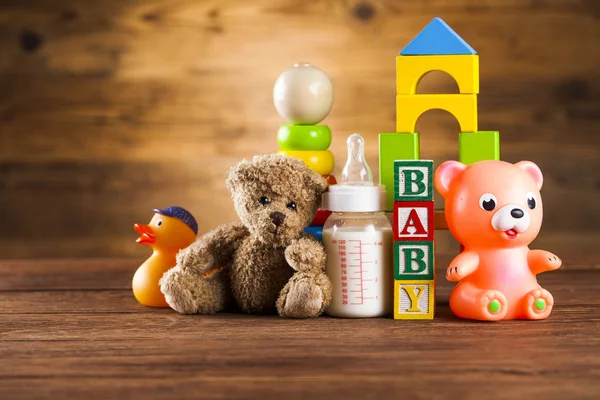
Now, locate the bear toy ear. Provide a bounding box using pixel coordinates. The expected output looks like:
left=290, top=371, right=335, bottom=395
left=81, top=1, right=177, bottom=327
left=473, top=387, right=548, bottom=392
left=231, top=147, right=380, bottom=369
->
left=225, top=158, right=256, bottom=194
left=304, top=170, right=329, bottom=199
left=515, top=161, right=543, bottom=190
left=434, top=161, right=467, bottom=198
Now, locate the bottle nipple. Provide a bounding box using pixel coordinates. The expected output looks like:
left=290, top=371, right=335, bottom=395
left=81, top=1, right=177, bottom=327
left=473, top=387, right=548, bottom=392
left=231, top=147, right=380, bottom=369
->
left=341, top=133, right=373, bottom=186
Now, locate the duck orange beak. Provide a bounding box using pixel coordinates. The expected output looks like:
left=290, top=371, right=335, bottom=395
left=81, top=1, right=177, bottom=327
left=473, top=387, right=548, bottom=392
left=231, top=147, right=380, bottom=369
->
left=134, top=224, right=156, bottom=245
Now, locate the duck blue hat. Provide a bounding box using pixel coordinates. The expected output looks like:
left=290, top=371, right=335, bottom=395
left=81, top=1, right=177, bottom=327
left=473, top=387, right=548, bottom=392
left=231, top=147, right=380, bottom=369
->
left=153, top=206, right=198, bottom=235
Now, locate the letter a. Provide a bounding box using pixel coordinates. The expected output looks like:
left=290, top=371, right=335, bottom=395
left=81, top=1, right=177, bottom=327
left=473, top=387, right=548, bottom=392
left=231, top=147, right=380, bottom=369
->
left=400, top=209, right=427, bottom=235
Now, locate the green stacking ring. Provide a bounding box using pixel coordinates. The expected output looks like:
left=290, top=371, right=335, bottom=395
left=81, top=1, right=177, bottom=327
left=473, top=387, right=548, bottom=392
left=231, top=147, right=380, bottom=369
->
left=277, top=125, right=332, bottom=151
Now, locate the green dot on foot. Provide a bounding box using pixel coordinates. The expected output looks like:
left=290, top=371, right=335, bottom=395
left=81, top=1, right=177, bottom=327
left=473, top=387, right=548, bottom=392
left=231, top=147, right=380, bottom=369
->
left=535, top=298, right=546, bottom=310
left=489, top=299, right=501, bottom=313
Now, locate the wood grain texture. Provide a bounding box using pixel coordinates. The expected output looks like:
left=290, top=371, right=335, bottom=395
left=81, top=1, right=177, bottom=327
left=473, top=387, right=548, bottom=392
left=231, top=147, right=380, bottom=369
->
left=0, top=256, right=599, bottom=399
left=0, top=0, right=598, bottom=258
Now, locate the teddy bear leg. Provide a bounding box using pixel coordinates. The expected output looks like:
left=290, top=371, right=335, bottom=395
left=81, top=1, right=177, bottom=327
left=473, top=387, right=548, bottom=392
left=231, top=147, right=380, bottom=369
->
left=160, top=266, right=230, bottom=315
left=449, top=281, right=508, bottom=321
left=277, top=271, right=332, bottom=319
left=520, top=287, right=554, bottom=320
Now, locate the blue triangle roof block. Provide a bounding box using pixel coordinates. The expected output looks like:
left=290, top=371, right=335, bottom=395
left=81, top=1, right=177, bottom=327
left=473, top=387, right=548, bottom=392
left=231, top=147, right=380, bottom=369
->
left=400, top=17, right=477, bottom=56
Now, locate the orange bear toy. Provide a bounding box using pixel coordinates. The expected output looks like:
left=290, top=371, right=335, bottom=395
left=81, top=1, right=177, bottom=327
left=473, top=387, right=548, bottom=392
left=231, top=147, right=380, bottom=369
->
left=434, top=160, right=562, bottom=321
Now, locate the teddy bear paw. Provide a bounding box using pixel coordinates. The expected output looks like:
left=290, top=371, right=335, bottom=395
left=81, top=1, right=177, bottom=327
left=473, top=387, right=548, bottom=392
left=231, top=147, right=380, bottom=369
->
left=523, top=288, right=554, bottom=320
left=478, top=290, right=508, bottom=321
left=277, top=276, right=325, bottom=319
left=160, top=267, right=227, bottom=314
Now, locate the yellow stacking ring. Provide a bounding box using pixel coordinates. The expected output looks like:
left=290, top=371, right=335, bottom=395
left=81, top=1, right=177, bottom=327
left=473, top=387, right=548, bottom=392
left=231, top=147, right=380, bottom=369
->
left=278, top=150, right=335, bottom=176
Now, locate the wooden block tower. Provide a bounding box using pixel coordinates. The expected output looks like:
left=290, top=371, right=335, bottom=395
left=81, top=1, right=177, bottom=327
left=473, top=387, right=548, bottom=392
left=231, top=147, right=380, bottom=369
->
left=393, top=160, right=435, bottom=319
left=381, top=17, right=501, bottom=319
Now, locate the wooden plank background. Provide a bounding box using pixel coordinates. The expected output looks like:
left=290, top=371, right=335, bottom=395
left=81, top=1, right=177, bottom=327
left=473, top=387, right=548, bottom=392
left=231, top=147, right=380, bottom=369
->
left=0, top=0, right=598, bottom=259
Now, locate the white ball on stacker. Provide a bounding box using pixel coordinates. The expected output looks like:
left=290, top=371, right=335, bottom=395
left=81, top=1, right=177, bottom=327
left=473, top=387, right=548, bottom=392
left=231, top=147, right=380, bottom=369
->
left=273, top=62, right=333, bottom=125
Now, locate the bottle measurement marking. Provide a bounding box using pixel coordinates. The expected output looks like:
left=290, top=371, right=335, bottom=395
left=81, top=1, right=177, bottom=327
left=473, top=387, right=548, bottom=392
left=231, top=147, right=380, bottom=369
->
left=332, top=237, right=386, bottom=308
left=348, top=239, right=370, bottom=305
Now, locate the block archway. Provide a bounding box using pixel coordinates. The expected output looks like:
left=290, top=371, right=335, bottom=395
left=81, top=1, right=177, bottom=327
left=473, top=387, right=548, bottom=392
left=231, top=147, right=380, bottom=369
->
left=396, top=55, right=479, bottom=95
left=396, top=94, right=478, bottom=133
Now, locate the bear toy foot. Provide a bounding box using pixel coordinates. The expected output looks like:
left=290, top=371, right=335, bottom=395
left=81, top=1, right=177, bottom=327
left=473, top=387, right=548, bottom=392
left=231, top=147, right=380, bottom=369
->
left=523, top=288, right=554, bottom=320
left=277, top=272, right=331, bottom=319
left=160, top=265, right=228, bottom=315
left=478, top=290, right=508, bottom=321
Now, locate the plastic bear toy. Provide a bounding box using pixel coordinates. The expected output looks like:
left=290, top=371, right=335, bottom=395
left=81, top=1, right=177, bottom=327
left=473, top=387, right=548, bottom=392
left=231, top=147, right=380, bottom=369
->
left=434, top=160, right=562, bottom=321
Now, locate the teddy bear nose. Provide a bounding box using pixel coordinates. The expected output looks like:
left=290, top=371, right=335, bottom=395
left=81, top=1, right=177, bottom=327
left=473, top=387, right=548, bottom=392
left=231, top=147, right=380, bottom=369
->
left=511, top=208, right=524, bottom=219
left=270, top=212, right=286, bottom=227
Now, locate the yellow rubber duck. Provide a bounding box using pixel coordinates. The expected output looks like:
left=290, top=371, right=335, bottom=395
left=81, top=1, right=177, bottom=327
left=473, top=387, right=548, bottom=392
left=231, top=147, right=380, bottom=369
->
left=133, top=206, right=197, bottom=307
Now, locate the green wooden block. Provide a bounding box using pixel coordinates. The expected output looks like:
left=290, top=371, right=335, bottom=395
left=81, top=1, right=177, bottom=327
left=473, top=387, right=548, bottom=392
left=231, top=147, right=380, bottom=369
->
left=379, top=133, right=420, bottom=211
left=394, top=241, right=434, bottom=280
left=459, top=131, right=500, bottom=165
left=394, top=160, right=433, bottom=202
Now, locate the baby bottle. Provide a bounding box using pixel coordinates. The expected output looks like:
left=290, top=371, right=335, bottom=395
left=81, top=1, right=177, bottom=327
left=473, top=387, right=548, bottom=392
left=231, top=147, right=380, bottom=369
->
left=322, top=134, right=393, bottom=318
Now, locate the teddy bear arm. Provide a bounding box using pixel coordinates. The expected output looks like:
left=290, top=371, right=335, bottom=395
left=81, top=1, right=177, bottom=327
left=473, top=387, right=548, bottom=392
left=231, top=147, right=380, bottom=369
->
left=284, top=234, right=327, bottom=273
left=527, top=249, right=562, bottom=275
left=446, top=251, right=480, bottom=282
left=176, top=222, right=249, bottom=274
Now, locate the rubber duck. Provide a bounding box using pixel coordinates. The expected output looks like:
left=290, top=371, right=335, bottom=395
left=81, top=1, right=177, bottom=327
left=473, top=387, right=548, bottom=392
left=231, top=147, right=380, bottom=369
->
left=133, top=206, right=198, bottom=307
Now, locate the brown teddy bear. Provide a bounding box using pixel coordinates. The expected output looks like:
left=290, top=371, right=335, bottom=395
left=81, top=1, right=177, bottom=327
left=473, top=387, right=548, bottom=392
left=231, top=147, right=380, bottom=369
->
left=159, top=154, right=332, bottom=318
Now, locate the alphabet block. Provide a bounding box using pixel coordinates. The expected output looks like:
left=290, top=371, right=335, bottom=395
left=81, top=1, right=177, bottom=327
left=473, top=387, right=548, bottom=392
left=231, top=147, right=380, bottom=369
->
left=394, top=280, right=435, bottom=320
left=459, top=131, right=500, bottom=165
left=379, top=133, right=420, bottom=211
left=393, top=201, right=434, bottom=241
left=394, top=241, right=434, bottom=280
left=394, top=160, right=433, bottom=202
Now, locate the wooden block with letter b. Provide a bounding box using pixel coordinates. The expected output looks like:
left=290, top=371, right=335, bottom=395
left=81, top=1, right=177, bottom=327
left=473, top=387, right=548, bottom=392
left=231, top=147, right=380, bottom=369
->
left=394, top=160, right=433, bottom=202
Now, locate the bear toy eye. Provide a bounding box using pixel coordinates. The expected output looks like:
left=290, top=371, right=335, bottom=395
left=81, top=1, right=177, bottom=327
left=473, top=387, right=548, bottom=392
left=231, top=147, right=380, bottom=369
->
left=526, top=192, right=536, bottom=209
left=479, top=193, right=497, bottom=211
left=258, top=196, right=270, bottom=206
left=286, top=201, right=297, bottom=211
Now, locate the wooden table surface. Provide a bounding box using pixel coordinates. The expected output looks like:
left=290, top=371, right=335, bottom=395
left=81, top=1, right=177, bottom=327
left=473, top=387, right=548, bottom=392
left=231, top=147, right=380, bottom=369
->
left=1, top=256, right=599, bottom=399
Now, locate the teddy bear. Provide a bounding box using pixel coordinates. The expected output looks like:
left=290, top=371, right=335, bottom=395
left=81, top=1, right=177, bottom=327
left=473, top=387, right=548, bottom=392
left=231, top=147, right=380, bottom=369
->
left=434, top=160, right=562, bottom=321
left=159, top=154, right=332, bottom=318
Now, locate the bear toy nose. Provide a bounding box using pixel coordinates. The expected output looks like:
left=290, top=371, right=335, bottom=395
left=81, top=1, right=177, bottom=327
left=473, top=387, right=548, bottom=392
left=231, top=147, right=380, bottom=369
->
left=511, top=208, right=524, bottom=219
left=270, top=211, right=286, bottom=227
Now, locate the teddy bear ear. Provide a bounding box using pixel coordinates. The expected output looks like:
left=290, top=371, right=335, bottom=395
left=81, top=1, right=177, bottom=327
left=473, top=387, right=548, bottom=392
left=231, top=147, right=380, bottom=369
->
left=515, top=161, right=543, bottom=190
left=225, top=158, right=256, bottom=193
left=434, top=161, right=467, bottom=198
left=304, top=170, right=329, bottom=197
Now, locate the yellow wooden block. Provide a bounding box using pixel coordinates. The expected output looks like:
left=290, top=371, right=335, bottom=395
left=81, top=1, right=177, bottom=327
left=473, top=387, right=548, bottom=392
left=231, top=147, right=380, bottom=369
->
left=396, top=94, right=477, bottom=133
left=394, top=280, right=435, bottom=320
left=396, top=55, right=479, bottom=95
left=278, top=149, right=334, bottom=176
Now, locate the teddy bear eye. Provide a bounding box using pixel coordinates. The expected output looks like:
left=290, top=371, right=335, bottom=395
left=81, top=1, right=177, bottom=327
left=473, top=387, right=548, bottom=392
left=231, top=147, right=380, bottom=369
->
left=286, top=201, right=297, bottom=211
left=526, top=192, right=536, bottom=209
left=479, top=193, right=497, bottom=211
left=258, top=196, right=270, bottom=206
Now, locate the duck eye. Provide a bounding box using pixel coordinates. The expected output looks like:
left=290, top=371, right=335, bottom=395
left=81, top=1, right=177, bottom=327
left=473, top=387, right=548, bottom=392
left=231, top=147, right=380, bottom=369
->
left=156, top=220, right=163, bottom=227
left=258, top=196, right=270, bottom=206
left=286, top=201, right=297, bottom=211
left=526, top=192, right=536, bottom=209
left=479, top=193, right=497, bottom=211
